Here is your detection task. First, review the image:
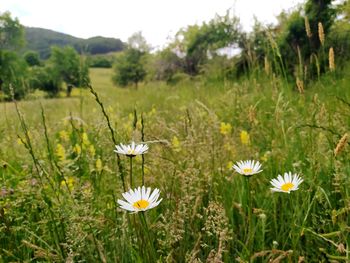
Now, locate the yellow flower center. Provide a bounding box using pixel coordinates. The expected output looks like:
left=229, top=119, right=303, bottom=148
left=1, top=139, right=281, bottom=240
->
left=243, top=168, right=253, bottom=174
left=127, top=149, right=135, bottom=155
left=133, top=199, right=149, bottom=209
left=281, top=183, right=294, bottom=192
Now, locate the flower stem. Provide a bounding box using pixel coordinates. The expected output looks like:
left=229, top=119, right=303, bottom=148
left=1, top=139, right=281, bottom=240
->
left=245, top=176, right=253, bottom=260
left=139, top=212, right=157, bottom=262
left=129, top=157, right=133, bottom=189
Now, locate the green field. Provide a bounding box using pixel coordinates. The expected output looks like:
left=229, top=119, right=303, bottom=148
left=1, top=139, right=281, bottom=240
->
left=0, top=68, right=349, bottom=262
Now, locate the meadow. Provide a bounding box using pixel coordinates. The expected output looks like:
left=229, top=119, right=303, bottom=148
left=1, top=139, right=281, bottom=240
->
left=0, top=67, right=349, bottom=262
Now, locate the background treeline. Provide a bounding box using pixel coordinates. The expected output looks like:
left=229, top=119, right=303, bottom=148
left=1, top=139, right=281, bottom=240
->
left=112, top=0, right=350, bottom=87
left=25, top=27, right=125, bottom=59
left=1, top=0, right=350, bottom=100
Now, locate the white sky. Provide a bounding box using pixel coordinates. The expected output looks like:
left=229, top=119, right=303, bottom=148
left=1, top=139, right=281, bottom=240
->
left=2, top=0, right=305, bottom=49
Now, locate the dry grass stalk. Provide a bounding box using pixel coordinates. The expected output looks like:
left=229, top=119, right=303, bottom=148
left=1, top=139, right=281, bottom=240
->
left=318, top=22, right=325, bottom=46
left=264, top=56, right=270, bottom=75
left=304, top=17, right=312, bottom=38
left=21, top=240, right=60, bottom=261
left=329, top=47, right=335, bottom=72
left=296, top=77, right=304, bottom=94
left=334, top=133, right=348, bottom=156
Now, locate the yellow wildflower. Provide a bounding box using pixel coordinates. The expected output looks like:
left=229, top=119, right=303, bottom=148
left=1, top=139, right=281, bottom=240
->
left=95, top=158, right=103, bottom=172
left=73, top=144, right=82, bottom=155
left=149, top=106, right=157, bottom=116
left=61, top=177, right=75, bottom=190
left=260, top=151, right=271, bottom=162
left=172, top=136, right=181, bottom=151
left=82, top=132, right=90, bottom=146
left=89, top=145, right=96, bottom=157
left=220, top=122, right=232, bottom=135
left=17, top=138, right=24, bottom=145
left=55, top=144, right=66, bottom=161
left=59, top=130, right=69, bottom=142
left=240, top=130, right=250, bottom=145
left=107, top=106, right=114, bottom=113
left=226, top=161, right=233, bottom=170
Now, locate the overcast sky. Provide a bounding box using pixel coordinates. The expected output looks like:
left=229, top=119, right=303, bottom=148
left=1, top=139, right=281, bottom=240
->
left=2, top=0, right=305, bottom=49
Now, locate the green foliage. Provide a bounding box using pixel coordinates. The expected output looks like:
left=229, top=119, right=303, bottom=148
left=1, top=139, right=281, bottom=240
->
left=0, top=50, right=28, bottom=99
left=304, top=0, right=336, bottom=49
left=0, top=11, right=24, bottom=50
left=112, top=48, right=146, bottom=87
left=147, top=47, right=184, bottom=83
left=87, top=55, right=114, bottom=68
left=84, top=36, right=124, bottom=54
left=28, top=66, right=61, bottom=96
left=24, top=27, right=124, bottom=59
left=23, top=50, right=41, bottom=66
left=175, top=11, right=241, bottom=75
left=276, top=0, right=336, bottom=77
left=50, top=46, right=90, bottom=96
left=1, top=67, right=350, bottom=262
left=0, top=12, right=27, bottom=100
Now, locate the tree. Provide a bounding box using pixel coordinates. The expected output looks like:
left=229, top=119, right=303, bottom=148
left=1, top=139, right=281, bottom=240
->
left=50, top=46, right=90, bottom=96
left=276, top=0, right=336, bottom=76
left=149, top=47, right=184, bottom=83
left=112, top=48, right=146, bottom=88
left=0, top=11, right=24, bottom=50
left=112, top=33, right=148, bottom=88
left=174, top=11, right=241, bottom=75
left=0, top=50, right=28, bottom=99
left=127, top=31, right=150, bottom=52
left=24, top=51, right=41, bottom=66
left=29, top=66, right=61, bottom=97
left=0, top=12, right=27, bottom=100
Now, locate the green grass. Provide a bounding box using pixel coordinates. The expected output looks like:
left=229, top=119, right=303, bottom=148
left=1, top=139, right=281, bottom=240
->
left=0, top=67, right=349, bottom=262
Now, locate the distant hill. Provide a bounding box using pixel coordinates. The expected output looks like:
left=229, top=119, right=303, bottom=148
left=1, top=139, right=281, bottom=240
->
left=24, top=27, right=125, bottom=59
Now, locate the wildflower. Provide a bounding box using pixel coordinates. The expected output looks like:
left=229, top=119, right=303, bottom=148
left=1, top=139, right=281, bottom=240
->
left=59, top=130, right=69, bottom=142
left=95, top=158, right=103, bottom=172
left=172, top=136, right=181, bottom=151
left=55, top=144, right=66, bottom=161
left=114, top=141, right=148, bottom=157
left=17, top=138, right=23, bottom=145
left=117, top=186, right=162, bottom=213
left=220, top=122, right=232, bottom=135
left=82, top=132, right=90, bottom=146
left=107, top=106, right=114, bottom=113
left=240, top=130, right=250, bottom=145
left=89, top=145, right=96, bottom=157
left=226, top=161, right=233, bottom=170
left=73, top=144, right=82, bottom=155
left=260, top=151, right=271, bottom=162
left=270, top=172, right=303, bottom=194
left=149, top=106, right=157, bottom=116
left=232, top=160, right=262, bottom=176
left=61, top=177, right=75, bottom=190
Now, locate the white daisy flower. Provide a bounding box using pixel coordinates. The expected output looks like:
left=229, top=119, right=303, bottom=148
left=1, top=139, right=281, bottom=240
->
left=117, top=186, right=162, bottom=213
left=232, top=160, right=263, bottom=176
left=270, top=172, right=303, bottom=193
left=114, top=141, right=148, bottom=157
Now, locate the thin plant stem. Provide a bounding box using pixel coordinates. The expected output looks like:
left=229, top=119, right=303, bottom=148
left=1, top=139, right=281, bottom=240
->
left=141, top=113, right=145, bottom=185
left=245, top=176, right=253, bottom=260
left=139, top=212, right=157, bottom=262
left=129, top=157, right=133, bottom=189
left=88, top=84, right=126, bottom=191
